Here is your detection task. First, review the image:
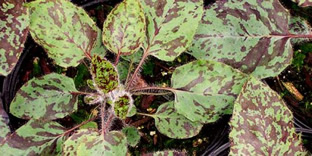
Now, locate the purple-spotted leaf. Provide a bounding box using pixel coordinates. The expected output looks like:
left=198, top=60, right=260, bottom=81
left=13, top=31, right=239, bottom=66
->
left=150, top=101, right=203, bottom=139
left=143, top=150, right=186, bottom=156
left=0, top=0, right=29, bottom=76
left=113, top=92, right=133, bottom=119
left=40, top=135, right=67, bottom=155
left=292, top=0, right=312, bottom=7
left=62, top=129, right=98, bottom=155
left=0, top=100, right=10, bottom=143
left=91, top=29, right=107, bottom=57
left=171, top=60, right=248, bottom=123
left=189, top=0, right=293, bottom=79
left=140, top=0, right=204, bottom=61
left=229, top=77, right=306, bottom=155
left=75, top=130, right=127, bottom=156
left=103, top=0, right=145, bottom=55
left=91, top=55, right=119, bottom=93
left=0, top=120, right=65, bottom=155
left=289, top=16, right=311, bottom=45
left=27, top=0, right=100, bottom=68
left=10, top=73, right=78, bottom=120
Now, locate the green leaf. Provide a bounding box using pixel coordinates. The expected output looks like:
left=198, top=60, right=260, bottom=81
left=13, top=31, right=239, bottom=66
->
left=0, top=0, right=29, bottom=76
left=54, top=136, right=67, bottom=156
left=151, top=101, right=203, bottom=139
left=77, top=131, right=127, bottom=156
left=121, top=49, right=143, bottom=63
left=62, top=129, right=98, bottom=155
left=127, top=104, right=137, bottom=117
left=64, top=130, right=127, bottom=156
left=10, top=73, right=78, bottom=120
left=113, top=93, right=133, bottom=119
left=171, top=60, right=248, bottom=123
left=0, top=120, right=65, bottom=155
left=28, top=0, right=99, bottom=68
left=143, top=150, right=186, bottom=156
left=41, top=135, right=67, bottom=156
left=87, top=79, right=96, bottom=90
left=91, top=55, right=119, bottom=93
left=292, top=0, right=312, bottom=7
left=289, top=16, right=311, bottom=45
left=91, top=29, right=107, bottom=57
left=117, top=50, right=144, bottom=82
left=117, top=61, right=130, bottom=82
left=140, top=0, right=204, bottom=61
left=0, top=102, right=10, bottom=143
left=189, top=0, right=292, bottom=79
left=80, top=122, right=98, bottom=130
left=103, top=0, right=146, bottom=55
left=122, top=126, right=140, bottom=147
left=229, top=77, right=306, bottom=155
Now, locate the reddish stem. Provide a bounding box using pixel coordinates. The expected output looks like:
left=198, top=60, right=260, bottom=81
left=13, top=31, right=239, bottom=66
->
left=103, top=112, right=115, bottom=133
left=60, top=116, right=97, bottom=137
left=70, top=91, right=93, bottom=95
left=101, top=102, right=106, bottom=137
left=126, top=51, right=149, bottom=90
left=114, top=52, right=121, bottom=66
left=280, top=34, right=312, bottom=38
left=130, top=86, right=175, bottom=93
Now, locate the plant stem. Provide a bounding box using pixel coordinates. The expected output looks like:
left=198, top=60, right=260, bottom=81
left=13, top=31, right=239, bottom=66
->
left=132, top=91, right=172, bottom=96
left=70, top=91, right=93, bottom=95
left=101, top=101, right=106, bottom=137
left=103, top=112, right=115, bottom=133
left=59, top=116, right=98, bottom=137
left=285, top=34, right=312, bottom=38
left=126, top=50, right=149, bottom=90
left=125, top=59, right=134, bottom=86
left=136, top=112, right=154, bottom=117
left=130, top=86, right=176, bottom=93
left=114, top=52, right=121, bottom=65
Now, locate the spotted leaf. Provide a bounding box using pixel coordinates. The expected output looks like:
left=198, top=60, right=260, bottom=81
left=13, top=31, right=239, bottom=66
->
left=0, top=120, right=65, bottom=155
left=0, top=101, right=10, bottom=143
left=189, top=0, right=293, bottom=79
left=0, top=0, right=29, bottom=76
left=289, top=16, right=311, bottom=45
left=91, top=29, right=107, bottom=57
left=171, top=60, right=248, bottom=123
left=292, top=0, right=312, bottom=7
left=76, top=131, right=128, bottom=156
left=27, top=0, right=99, bottom=68
left=91, top=55, right=119, bottom=93
left=103, top=0, right=145, bottom=55
left=62, top=129, right=98, bottom=156
left=122, top=126, right=140, bottom=147
left=10, top=73, right=78, bottom=120
left=113, top=93, right=133, bottom=119
left=229, top=77, right=306, bottom=155
left=140, top=0, right=204, bottom=61
left=150, top=101, right=203, bottom=139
